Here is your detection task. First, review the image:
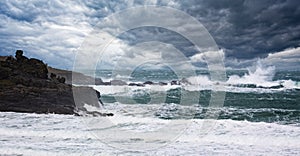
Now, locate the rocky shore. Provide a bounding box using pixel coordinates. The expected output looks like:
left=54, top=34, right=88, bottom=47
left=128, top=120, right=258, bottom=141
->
left=48, top=64, right=190, bottom=87
left=0, top=50, right=112, bottom=116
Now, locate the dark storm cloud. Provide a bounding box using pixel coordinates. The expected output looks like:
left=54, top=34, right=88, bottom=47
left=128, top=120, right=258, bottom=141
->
left=0, top=0, right=299, bottom=69
left=118, top=27, right=198, bottom=57
left=178, top=0, right=300, bottom=59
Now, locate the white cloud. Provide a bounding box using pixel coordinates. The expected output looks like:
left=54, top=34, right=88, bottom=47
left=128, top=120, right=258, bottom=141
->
left=265, top=47, right=300, bottom=61
left=223, top=47, right=300, bottom=70
left=190, top=52, right=206, bottom=63
left=261, top=47, right=300, bottom=70
left=190, top=49, right=225, bottom=64
left=98, top=41, right=193, bottom=71
left=0, top=0, right=93, bottom=69
left=0, top=0, right=180, bottom=69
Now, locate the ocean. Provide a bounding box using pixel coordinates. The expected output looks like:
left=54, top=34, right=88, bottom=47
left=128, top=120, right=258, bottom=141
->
left=1, top=64, right=300, bottom=155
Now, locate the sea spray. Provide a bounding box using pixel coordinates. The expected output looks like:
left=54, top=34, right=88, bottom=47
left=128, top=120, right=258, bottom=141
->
left=227, top=60, right=277, bottom=87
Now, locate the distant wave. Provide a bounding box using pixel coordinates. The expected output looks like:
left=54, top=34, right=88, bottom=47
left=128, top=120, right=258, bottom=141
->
left=186, top=61, right=299, bottom=91
left=93, top=61, right=299, bottom=95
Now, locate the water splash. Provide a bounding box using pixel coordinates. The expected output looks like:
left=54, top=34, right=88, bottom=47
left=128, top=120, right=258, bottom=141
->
left=227, top=60, right=277, bottom=87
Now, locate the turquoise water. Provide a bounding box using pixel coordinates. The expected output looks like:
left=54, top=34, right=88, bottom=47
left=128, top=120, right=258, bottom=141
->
left=95, top=68, right=300, bottom=126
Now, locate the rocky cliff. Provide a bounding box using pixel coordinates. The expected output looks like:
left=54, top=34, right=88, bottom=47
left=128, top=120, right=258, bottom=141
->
left=0, top=50, right=111, bottom=116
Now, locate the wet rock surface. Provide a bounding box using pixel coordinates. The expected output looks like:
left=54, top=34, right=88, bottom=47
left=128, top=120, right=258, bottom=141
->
left=0, top=50, right=112, bottom=116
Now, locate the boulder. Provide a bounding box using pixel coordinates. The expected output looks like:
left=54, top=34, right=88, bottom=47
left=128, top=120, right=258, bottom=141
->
left=15, top=50, right=29, bottom=62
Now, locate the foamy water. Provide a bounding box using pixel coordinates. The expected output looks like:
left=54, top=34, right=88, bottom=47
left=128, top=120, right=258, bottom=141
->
left=0, top=112, right=299, bottom=155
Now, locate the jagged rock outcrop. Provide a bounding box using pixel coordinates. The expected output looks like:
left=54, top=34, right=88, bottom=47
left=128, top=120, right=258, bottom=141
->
left=0, top=50, right=112, bottom=116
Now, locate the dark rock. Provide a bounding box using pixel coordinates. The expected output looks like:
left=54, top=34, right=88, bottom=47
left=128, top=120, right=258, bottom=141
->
left=15, top=50, right=29, bottom=62
left=95, top=78, right=104, bottom=85
left=50, top=73, right=56, bottom=79
left=103, top=82, right=111, bottom=85
left=0, top=50, right=112, bottom=116
left=269, top=85, right=284, bottom=89
left=85, top=111, right=114, bottom=117
left=143, top=81, right=154, bottom=85
left=12, top=51, right=48, bottom=80
left=72, top=86, right=103, bottom=111
left=105, top=112, right=114, bottom=116
left=28, top=58, right=48, bottom=79
left=0, top=56, right=13, bottom=62
left=57, top=76, right=66, bottom=83
left=257, top=84, right=284, bottom=89
left=158, top=82, right=168, bottom=86
left=129, top=83, right=145, bottom=87
left=6, top=56, right=14, bottom=61
left=0, top=66, right=11, bottom=79
left=50, top=73, right=66, bottom=84
left=110, top=79, right=127, bottom=86
left=171, top=80, right=180, bottom=85
left=0, top=83, right=75, bottom=114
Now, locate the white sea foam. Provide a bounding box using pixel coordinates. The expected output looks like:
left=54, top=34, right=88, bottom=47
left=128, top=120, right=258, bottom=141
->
left=1, top=112, right=299, bottom=155
left=185, top=61, right=299, bottom=92
left=92, top=84, right=179, bottom=95
left=187, top=75, right=213, bottom=86
left=227, top=61, right=277, bottom=87
left=115, top=74, right=132, bottom=80
left=92, top=85, right=129, bottom=94
left=281, top=79, right=299, bottom=89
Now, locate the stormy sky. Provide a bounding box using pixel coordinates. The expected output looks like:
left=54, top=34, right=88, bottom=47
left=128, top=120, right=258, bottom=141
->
left=0, top=0, right=299, bottom=70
